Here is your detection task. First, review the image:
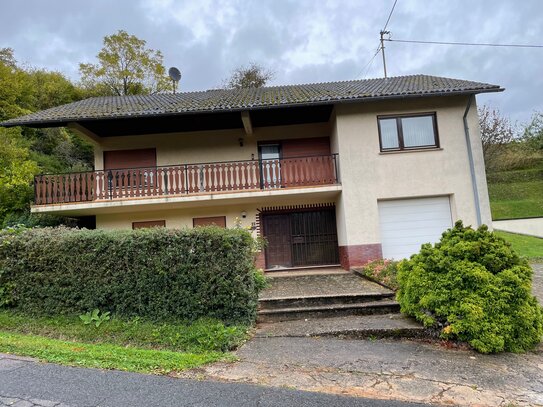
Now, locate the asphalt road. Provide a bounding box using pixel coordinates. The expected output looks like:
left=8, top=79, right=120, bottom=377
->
left=0, top=354, right=427, bottom=407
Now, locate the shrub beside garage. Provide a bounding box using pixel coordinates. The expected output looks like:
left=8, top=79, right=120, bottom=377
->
left=0, top=226, right=264, bottom=325
left=397, top=221, right=543, bottom=353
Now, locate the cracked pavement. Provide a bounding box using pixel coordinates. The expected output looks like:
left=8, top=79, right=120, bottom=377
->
left=0, top=353, right=424, bottom=407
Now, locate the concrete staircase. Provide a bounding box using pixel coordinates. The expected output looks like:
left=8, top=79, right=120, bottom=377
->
left=258, top=293, right=399, bottom=323
left=256, top=269, right=424, bottom=338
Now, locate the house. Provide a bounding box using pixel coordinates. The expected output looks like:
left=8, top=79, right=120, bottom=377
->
left=0, top=74, right=503, bottom=270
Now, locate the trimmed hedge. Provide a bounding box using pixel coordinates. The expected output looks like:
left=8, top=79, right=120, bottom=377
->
left=397, top=221, right=543, bottom=353
left=0, top=226, right=263, bottom=325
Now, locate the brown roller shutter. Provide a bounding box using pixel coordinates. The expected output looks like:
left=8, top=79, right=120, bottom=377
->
left=279, top=138, right=333, bottom=187
left=193, top=216, right=227, bottom=228
left=104, top=148, right=156, bottom=170
left=280, top=137, right=331, bottom=158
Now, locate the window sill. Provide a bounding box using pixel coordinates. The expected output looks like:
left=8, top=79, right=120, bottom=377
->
left=379, top=147, right=443, bottom=155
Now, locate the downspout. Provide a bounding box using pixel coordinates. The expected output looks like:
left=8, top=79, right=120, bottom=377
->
left=463, top=94, right=482, bottom=226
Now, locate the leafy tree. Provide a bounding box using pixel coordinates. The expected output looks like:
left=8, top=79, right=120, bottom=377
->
left=0, top=48, right=17, bottom=69
left=79, top=30, right=169, bottom=96
left=224, top=62, right=274, bottom=89
left=522, top=111, right=543, bottom=151
left=0, top=49, right=93, bottom=226
left=0, top=128, right=37, bottom=219
left=478, top=105, right=516, bottom=171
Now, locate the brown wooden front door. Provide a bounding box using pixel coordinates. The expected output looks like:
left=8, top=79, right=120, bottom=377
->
left=262, top=208, right=340, bottom=269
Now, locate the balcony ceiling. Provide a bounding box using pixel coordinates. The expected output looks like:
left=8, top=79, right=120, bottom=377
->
left=78, top=104, right=334, bottom=137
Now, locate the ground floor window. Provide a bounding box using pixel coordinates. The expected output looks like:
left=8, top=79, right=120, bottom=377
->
left=132, top=220, right=166, bottom=229
left=193, top=216, right=227, bottom=228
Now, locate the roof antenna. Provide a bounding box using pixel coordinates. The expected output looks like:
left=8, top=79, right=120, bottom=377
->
left=168, top=67, right=182, bottom=94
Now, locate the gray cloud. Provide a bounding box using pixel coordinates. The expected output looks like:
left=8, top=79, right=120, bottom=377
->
left=1, top=0, right=541, bottom=123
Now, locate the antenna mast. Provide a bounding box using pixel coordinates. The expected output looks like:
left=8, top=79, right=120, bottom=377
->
left=380, top=30, right=390, bottom=78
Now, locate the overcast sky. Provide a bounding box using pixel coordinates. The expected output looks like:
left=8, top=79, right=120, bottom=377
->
left=1, top=0, right=542, bottom=124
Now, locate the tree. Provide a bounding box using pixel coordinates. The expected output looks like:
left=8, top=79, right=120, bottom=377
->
left=0, top=128, right=38, bottom=219
left=79, top=30, right=169, bottom=96
left=224, top=62, right=274, bottom=89
left=478, top=105, right=516, bottom=171
left=0, top=47, right=17, bottom=69
left=522, top=111, right=543, bottom=151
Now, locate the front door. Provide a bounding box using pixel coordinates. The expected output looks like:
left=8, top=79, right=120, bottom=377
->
left=262, top=208, right=340, bottom=269
left=262, top=214, right=292, bottom=268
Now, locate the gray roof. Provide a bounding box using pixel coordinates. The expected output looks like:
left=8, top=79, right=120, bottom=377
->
left=0, top=74, right=503, bottom=127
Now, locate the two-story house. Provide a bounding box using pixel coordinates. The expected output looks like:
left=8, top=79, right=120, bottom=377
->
left=0, top=75, right=502, bottom=270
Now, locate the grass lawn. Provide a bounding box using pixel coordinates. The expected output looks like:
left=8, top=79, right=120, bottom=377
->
left=487, top=161, right=543, bottom=220
left=0, top=313, right=247, bottom=374
left=494, top=231, right=543, bottom=261
left=488, top=180, right=543, bottom=220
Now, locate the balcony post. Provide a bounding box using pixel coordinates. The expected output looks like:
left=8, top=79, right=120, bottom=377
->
left=333, top=154, right=339, bottom=184
left=107, top=170, right=113, bottom=200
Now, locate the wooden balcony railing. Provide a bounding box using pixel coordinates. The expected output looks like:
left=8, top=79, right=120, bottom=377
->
left=34, top=154, right=339, bottom=205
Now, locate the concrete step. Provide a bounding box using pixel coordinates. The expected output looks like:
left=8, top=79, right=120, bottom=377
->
left=256, top=313, right=425, bottom=339
left=257, top=299, right=400, bottom=323
left=258, top=292, right=395, bottom=310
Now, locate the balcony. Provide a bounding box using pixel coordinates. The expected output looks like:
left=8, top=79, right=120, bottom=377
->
left=34, top=154, right=340, bottom=206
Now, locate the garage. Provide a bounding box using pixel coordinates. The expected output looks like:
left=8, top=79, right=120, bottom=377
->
left=378, top=196, right=453, bottom=260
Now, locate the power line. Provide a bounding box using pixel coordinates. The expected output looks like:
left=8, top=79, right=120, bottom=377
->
left=358, top=0, right=399, bottom=79
left=382, top=0, right=398, bottom=32
left=360, top=47, right=382, bottom=79
left=384, top=38, right=543, bottom=48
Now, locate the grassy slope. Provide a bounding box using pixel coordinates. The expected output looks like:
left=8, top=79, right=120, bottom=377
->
left=494, top=231, right=543, bottom=261
left=487, top=161, right=543, bottom=220
left=0, top=313, right=246, bottom=373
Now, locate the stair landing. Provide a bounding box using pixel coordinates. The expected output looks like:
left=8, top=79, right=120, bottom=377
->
left=260, top=269, right=391, bottom=300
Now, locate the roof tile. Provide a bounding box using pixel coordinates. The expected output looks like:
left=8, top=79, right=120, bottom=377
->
left=0, top=74, right=502, bottom=127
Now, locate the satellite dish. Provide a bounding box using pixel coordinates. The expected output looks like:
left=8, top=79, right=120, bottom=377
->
left=168, top=67, right=182, bottom=93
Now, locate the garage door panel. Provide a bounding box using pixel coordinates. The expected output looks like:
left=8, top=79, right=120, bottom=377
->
left=378, top=196, right=452, bottom=260
left=380, top=217, right=452, bottom=230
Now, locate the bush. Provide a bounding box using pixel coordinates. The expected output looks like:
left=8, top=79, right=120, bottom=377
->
left=397, top=221, right=543, bottom=353
left=357, top=259, right=399, bottom=290
left=0, top=226, right=262, bottom=325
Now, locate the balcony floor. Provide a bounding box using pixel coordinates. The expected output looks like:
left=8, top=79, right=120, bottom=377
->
left=31, top=184, right=342, bottom=216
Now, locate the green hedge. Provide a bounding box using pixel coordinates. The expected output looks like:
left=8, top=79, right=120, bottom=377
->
left=0, top=226, right=263, bottom=325
left=397, top=221, right=543, bottom=353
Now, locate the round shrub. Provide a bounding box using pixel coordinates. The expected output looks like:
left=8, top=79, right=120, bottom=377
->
left=397, top=221, right=543, bottom=353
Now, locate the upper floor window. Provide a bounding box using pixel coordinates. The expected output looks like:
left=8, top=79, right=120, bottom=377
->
left=378, top=113, right=439, bottom=152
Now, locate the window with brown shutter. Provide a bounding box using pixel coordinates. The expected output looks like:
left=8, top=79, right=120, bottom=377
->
left=103, top=148, right=157, bottom=170
left=193, top=216, right=227, bottom=228
left=132, top=220, right=166, bottom=229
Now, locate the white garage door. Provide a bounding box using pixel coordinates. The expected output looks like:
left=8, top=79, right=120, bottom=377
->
left=378, top=196, right=453, bottom=259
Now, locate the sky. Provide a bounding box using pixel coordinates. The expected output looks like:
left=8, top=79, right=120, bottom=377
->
left=1, top=0, right=542, bottom=124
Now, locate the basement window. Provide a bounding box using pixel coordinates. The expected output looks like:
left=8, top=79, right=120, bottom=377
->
left=378, top=113, right=439, bottom=151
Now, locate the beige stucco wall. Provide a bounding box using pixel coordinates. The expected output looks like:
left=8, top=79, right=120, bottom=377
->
left=332, top=95, right=492, bottom=247
left=93, top=122, right=331, bottom=170
left=90, top=94, right=492, bottom=250
left=95, top=195, right=337, bottom=232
